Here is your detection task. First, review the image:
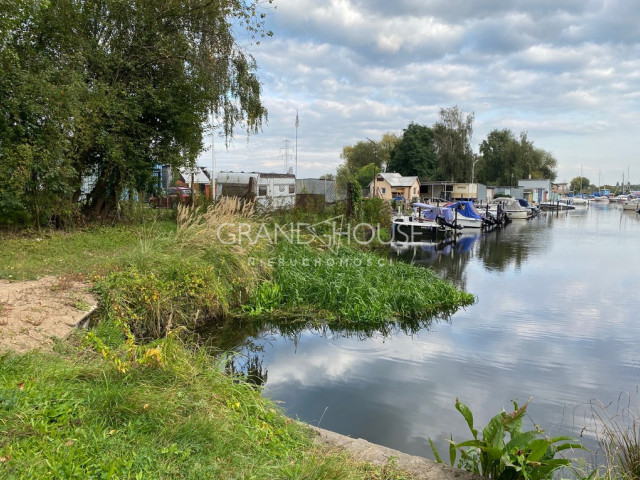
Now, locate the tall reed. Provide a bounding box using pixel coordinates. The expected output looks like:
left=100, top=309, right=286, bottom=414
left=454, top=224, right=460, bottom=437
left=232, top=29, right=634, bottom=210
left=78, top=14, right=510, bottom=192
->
left=592, top=396, right=640, bottom=479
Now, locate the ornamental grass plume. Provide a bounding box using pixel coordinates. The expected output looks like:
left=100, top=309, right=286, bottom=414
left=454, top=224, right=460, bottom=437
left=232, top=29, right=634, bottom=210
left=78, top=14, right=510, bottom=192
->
left=176, top=196, right=256, bottom=249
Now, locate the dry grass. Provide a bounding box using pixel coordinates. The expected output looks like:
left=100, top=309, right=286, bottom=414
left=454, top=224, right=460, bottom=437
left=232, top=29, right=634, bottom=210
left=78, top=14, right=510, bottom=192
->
left=97, top=198, right=270, bottom=339
left=176, top=196, right=256, bottom=248
left=592, top=395, right=640, bottom=479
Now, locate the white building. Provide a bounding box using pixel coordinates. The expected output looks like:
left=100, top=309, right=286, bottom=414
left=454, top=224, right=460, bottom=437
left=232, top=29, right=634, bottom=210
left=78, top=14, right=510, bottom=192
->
left=216, top=171, right=296, bottom=210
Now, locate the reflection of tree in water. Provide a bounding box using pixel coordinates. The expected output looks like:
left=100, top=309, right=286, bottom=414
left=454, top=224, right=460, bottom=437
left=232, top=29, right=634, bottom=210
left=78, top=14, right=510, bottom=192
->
left=476, top=225, right=536, bottom=272
left=226, top=353, right=268, bottom=387
left=193, top=309, right=453, bottom=382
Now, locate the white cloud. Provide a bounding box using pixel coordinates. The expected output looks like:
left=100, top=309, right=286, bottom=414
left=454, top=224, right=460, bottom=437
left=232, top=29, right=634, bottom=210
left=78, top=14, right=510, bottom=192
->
left=200, top=0, right=640, bottom=186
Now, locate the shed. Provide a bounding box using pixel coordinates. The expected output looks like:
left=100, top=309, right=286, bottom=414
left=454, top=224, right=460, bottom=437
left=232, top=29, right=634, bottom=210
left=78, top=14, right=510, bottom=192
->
left=368, top=173, right=420, bottom=201
left=518, top=179, right=552, bottom=203
left=451, top=183, right=487, bottom=202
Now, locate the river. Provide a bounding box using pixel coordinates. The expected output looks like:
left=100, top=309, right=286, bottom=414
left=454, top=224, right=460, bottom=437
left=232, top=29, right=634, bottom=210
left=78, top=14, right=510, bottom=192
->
left=236, top=204, right=640, bottom=463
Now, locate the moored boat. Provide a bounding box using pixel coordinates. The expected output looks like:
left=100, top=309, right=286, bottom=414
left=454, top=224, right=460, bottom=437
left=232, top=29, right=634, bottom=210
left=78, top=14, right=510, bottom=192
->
left=448, top=200, right=499, bottom=229
left=488, top=197, right=531, bottom=219
left=391, top=203, right=460, bottom=240
left=569, top=194, right=589, bottom=206
left=517, top=198, right=539, bottom=216
left=539, top=200, right=575, bottom=211
left=589, top=193, right=610, bottom=203
left=622, top=198, right=640, bottom=211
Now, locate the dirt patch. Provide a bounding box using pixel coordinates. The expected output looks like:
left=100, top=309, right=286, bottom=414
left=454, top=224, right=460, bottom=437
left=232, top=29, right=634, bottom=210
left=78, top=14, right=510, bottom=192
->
left=0, top=276, right=98, bottom=354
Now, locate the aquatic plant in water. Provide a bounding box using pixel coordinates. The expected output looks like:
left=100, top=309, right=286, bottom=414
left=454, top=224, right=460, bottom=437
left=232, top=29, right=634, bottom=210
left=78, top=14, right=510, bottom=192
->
left=429, top=399, right=583, bottom=480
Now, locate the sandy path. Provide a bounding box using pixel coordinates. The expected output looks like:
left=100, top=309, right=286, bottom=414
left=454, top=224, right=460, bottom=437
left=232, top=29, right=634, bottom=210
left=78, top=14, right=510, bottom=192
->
left=0, top=276, right=98, bottom=354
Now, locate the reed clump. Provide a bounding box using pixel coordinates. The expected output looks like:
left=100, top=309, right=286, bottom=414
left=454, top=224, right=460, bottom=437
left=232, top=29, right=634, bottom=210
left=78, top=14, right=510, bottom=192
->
left=176, top=196, right=256, bottom=248
left=97, top=197, right=268, bottom=339
left=592, top=396, right=640, bottom=480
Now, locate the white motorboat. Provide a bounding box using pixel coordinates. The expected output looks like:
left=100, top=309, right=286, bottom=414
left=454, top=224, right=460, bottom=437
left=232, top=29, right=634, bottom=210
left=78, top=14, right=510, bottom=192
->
left=448, top=200, right=498, bottom=229
left=569, top=195, right=589, bottom=206
left=392, top=203, right=460, bottom=240
left=517, top=198, right=539, bottom=216
left=622, top=198, right=640, bottom=211
left=488, top=197, right=531, bottom=219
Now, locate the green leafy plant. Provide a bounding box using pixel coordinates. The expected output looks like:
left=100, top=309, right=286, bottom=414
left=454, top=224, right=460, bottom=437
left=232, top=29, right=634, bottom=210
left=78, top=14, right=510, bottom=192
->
left=430, top=399, right=583, bottom=480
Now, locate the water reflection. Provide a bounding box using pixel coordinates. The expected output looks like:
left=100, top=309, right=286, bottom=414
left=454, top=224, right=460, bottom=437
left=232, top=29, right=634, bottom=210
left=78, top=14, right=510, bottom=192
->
left=201, top=206, right=640, bottom=465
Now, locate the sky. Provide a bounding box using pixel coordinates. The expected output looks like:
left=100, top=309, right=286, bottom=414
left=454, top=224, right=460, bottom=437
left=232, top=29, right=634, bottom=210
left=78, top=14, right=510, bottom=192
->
left=199, top=0, right=640, bottom=186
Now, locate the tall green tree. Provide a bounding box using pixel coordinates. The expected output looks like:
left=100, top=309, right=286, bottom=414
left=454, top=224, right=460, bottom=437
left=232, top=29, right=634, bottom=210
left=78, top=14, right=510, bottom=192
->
left=478, top=129, right=514, bottom=185
left=387, top=123, right=437, bottom=179
left=0, top=0, right=271, bottom=223
left=570, top=176, right=590, bottom=194
left=0, top=0, right=80, bottom=226
left=477, top=129, right=557, bottom=185
left=336, top=133, right=399, bottom=187
left=433, top=106, right=475, bottom=182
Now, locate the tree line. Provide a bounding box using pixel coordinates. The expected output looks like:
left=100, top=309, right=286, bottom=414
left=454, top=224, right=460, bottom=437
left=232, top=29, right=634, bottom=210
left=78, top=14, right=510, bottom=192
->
left=0, top=0, right=271, bottom=227
left=336, top=106, right=558, bottom=189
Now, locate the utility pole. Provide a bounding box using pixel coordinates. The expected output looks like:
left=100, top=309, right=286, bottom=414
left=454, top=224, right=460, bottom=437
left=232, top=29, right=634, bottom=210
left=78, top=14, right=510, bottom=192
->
left=366, top=137, right=377, bottom=197
left=471, top=156, right=479, bottom=184
left=210, top=113, right=216, bottom=201
left=295, top=110, right=299, bottom=179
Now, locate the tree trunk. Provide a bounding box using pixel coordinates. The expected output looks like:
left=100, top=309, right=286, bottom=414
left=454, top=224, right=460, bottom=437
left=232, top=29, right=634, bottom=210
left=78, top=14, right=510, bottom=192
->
left=85, top=172, right=118, bottom=220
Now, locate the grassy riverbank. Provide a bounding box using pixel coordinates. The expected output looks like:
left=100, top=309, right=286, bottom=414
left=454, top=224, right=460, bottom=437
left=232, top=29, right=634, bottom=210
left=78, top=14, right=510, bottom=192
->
left=0, top=202, right=478, bottom=479
left=0, top=339, right=411, bottom=479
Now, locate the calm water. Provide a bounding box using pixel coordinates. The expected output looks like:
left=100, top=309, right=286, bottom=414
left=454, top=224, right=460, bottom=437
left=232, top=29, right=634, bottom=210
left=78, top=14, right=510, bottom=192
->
left=239, top=204, right=640, bottom=461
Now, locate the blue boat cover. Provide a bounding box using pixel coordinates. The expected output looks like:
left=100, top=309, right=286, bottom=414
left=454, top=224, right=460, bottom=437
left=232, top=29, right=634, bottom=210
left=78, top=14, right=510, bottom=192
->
left=448, top=201, right=483, bottom=220
left=412, top=203, right=455, bottom=223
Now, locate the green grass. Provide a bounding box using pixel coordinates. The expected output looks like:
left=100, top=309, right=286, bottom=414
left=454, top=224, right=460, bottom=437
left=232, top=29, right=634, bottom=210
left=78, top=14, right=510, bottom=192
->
left=0, top=221, right=177, bottom=281
left=245, top=243, right=475, bottom=327
left=0, top=338, right=408, bottom=479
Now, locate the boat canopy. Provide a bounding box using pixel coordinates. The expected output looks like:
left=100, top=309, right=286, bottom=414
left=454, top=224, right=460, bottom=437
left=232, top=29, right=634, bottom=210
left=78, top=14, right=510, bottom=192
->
left=412, top=203, right=455, bottom=223
left=449, top=201, right=483, bottom=220
left=489, top=197, right=527, bottom=210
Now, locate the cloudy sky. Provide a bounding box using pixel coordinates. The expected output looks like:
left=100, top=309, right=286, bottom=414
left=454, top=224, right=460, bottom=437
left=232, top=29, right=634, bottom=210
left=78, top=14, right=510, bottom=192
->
left=200, top=0, right=640, bottom=186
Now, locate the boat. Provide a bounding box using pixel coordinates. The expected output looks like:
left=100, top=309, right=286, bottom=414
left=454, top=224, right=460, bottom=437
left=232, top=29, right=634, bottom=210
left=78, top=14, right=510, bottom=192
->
left=568, top=194, right=589, bottom=206
left=539, top=200, right=576, bottom=211
left=488, top=197, right=531, bottom=219
left=622, top=198, right=640, bottom=211
left=517, top=198, right=539, bottom=216
left=392, top=203, right=460, bottom=240
left=448, top=200, right=498, bottom=229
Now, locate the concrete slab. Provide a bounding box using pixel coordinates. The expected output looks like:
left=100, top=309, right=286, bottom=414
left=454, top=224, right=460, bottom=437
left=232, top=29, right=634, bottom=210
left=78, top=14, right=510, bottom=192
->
left=310, top=426, right=485, bottom=480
